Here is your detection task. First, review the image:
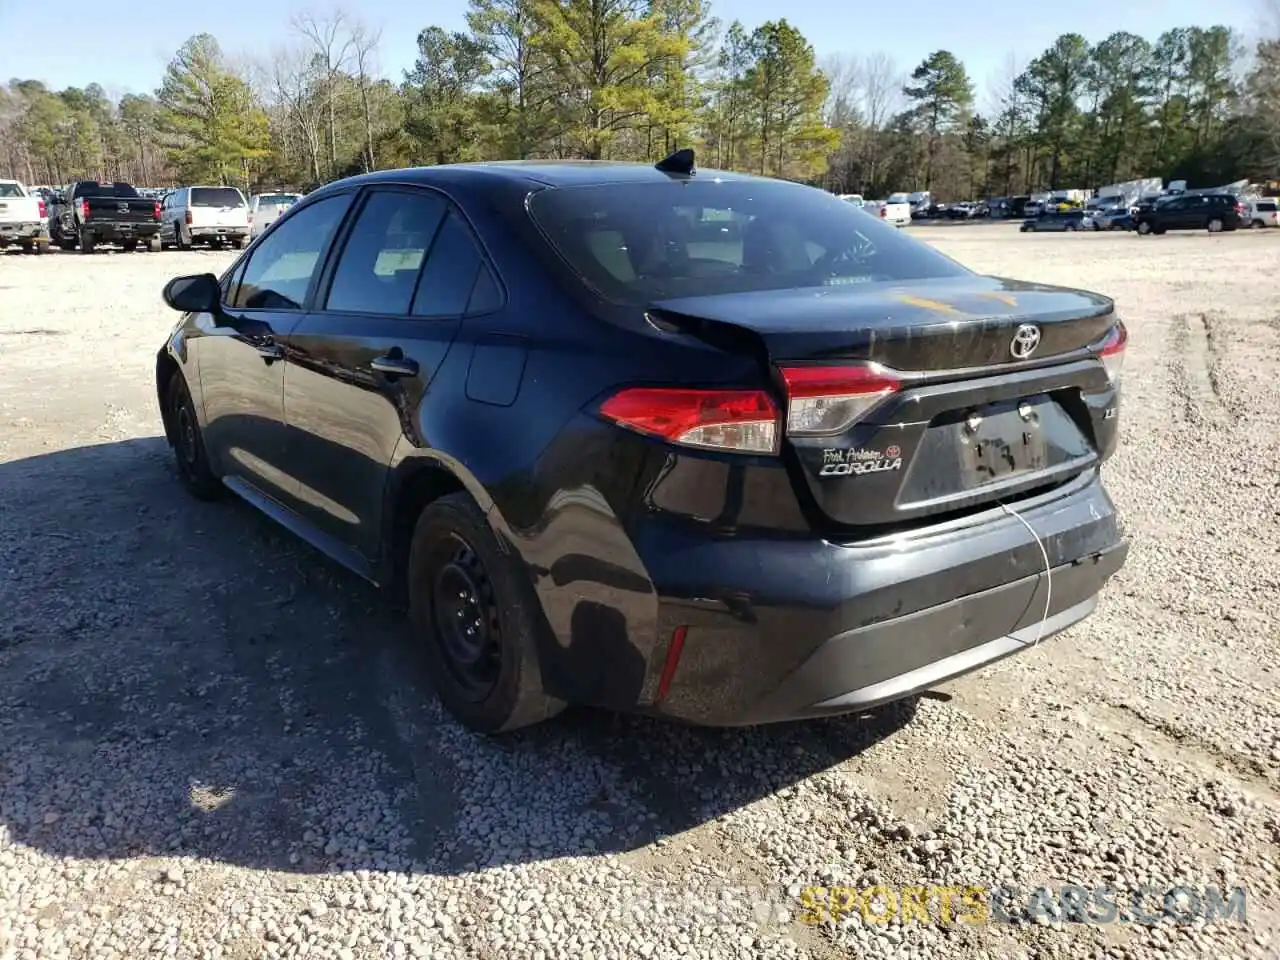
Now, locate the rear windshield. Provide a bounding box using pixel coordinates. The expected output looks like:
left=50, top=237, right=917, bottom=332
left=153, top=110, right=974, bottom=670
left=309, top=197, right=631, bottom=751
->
left=0, top=183, right=23, bottom=198
left=192, top=187, right=245, bottom=207
left=75, top=182, right=140, bottom=198
left=1257, top=201, right=1278, bottom=211
left=527, top=180, right=969, bottom=305
left=256, top=194, right=299, bottom=205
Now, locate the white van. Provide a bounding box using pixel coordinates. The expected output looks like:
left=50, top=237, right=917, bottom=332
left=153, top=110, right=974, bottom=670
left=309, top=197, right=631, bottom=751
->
left=1246, top=198, right=1280, bottom=228
left=248, top=192, right=303, bottom=239
left=159, top=186, right=250, bottom=249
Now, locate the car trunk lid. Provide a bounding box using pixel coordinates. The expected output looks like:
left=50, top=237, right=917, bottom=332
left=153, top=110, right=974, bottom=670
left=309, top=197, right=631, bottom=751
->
left=650, top=276, right=1122, bottom=529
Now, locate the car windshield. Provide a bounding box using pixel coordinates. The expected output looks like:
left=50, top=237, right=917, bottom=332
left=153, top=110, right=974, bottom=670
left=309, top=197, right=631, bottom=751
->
left=192, top=187, right=245, bottom=207
left=0, top=183, right=23, bottom=198
left=527, top=180, right=969, bottom=305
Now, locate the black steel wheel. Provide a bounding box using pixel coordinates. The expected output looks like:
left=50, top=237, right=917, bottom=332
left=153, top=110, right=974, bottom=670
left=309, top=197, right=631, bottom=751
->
left=409, top=492, right=565, bottom=733
left=166, top=374, right=223, bottom=500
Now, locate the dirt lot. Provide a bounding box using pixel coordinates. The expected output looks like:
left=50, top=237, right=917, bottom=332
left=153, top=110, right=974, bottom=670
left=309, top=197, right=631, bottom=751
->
left=1, top=228, right=1277, bottom=960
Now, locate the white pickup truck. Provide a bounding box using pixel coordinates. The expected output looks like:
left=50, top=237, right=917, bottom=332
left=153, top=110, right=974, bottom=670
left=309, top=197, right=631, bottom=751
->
left=865, top=194, right=911, bottom=227
left=0, top=180, right=48, bottom=254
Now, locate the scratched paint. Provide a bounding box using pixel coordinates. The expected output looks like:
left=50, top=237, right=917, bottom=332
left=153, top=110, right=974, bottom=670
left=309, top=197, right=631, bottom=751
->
left=896, top=295, right=962, bottom=315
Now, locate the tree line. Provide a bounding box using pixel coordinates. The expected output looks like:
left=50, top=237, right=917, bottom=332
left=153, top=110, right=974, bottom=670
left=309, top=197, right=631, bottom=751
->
left=1, top=2, right=1277, bottom=202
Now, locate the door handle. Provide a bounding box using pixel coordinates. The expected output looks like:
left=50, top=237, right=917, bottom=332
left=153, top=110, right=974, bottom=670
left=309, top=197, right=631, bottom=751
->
left=255, top=342, right=284, bottom=362
left=370, top=354, right=418, bottom=377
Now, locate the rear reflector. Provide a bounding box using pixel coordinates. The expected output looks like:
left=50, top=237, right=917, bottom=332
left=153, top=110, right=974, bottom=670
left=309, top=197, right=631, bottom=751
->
left=779, top=364, right=901, bottom=437
left=1095, top=321, right=1127, bottom=383
left=599, top=387, right=780, bottom=454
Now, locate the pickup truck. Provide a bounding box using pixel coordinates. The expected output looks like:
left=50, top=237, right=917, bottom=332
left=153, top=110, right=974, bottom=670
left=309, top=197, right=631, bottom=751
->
left=865, top=196, right=911, bottom=227
left=0, top=180, right=49, bottom=254
left=48, top=181, right=162, bottom=253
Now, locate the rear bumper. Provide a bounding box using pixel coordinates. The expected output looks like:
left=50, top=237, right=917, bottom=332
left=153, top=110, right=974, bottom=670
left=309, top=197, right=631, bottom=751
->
left=0, top=222, right=43, bottom=240
left=190, top=226, right=247, bottom=239
left=85, top=222, right=160, bottom=240
left=631, top=469, right=1126, bottom=725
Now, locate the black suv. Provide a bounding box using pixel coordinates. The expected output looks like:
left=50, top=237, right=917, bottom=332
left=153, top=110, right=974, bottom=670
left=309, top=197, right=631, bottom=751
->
left=1134, top=193, right=1246, bottom=235
left=155, top=155, right=1129, bottom=734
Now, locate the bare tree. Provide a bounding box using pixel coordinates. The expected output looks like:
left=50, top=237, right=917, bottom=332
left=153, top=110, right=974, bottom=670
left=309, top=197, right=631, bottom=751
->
left=984, top=52, right=1023, bottom=119
left=857, top=51, right=904, bottom=132
left=821, top=53, right=862, bottom=127
left=349, top=18, right=382, bottom=171
left=267, top=45, right=326, bottom=183
left=292, top=10, right=355, bottom=179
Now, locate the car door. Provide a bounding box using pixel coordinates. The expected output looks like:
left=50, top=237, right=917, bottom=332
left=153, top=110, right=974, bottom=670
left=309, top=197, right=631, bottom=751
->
left=196, top=192, right=354, bottom=509
left=277, top=185, right=497, bottom=562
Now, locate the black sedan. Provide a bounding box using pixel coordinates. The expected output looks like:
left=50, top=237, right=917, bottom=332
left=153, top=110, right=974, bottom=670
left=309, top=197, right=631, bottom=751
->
left=155, top=152, right=1129, bottom=733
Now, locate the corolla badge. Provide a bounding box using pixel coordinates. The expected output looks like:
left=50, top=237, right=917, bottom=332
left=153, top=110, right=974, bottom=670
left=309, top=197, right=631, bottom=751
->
left=1010, top=323, right=1042, bottom=360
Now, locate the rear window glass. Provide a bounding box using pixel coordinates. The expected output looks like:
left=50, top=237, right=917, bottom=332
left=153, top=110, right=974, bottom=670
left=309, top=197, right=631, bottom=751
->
left=1257, top=201, right=1277, bottom=211
left=0, top=183, right=23, bottom=198
left=528, top=181, right=968, bottom=305
left=257, top=194, right=300, bottom=206
left=192, top=187, right=245, bottom=207
left=76, top=182, right=139, bottom=198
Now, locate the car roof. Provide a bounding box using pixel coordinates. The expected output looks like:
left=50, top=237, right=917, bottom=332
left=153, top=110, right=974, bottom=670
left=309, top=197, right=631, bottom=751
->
left=310, top=160, right=773, bottom=192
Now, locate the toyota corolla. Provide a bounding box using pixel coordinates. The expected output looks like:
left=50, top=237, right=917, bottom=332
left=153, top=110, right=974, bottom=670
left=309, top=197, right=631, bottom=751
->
left=155, top=151, right=1129, bottom=734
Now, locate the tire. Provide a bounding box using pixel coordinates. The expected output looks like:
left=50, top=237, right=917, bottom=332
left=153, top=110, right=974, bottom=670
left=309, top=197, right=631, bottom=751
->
left=148, top=235, right=162, bottom=253
left=79, top=229, right=95, bottom=254
left=20, top=240, right=41, bottom=255
left=57, top=235, right=76, bottom=251
left=232, top=236, right=246, bottom=250
left=408, top=492, right=566, bottom=734
left=1252, top=220, right=1265, bottom=229
left=1137, top=221, right=1152, bottom=236
left=175, top=222, right=190, bottom=250
left=166, top=374, right=223, bottom=501
left=121, top=239, right=138, bottom=253
left=1208, top=218, right=1223, bottom=233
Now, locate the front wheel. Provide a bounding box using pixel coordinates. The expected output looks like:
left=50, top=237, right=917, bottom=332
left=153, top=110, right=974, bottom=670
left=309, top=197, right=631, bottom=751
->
left=408, top=493, right=566, bottom=734
left=1137, top=221, right=1152, bottom=236
left=166, top=374, right=223, bottom=501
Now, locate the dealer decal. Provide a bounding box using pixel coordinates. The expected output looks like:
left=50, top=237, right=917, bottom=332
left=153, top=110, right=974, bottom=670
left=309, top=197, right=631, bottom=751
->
left=819, top=445, right=903, bottom=477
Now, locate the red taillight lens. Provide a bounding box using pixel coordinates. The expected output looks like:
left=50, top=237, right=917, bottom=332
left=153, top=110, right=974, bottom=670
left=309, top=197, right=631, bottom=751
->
left=79, top=199, right=90, bottom=220
left=779, top=364, right=900, bottom=437
left=153, top=201, right=162, bottom=220
left=37, top=200, right=46, bottom=218
left=599, top=387, right=780, bottom=454
left=184, top=210, right=192, bottom=226
left=1096, top=321, right=1127, bottom=384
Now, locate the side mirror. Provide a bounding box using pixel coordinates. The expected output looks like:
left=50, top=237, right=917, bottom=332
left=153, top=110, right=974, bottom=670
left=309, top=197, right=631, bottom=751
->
left=163, top=273, right=220, bottom=314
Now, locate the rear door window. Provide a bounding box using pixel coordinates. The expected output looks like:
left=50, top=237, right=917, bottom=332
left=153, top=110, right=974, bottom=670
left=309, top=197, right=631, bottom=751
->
left=528, top=180, right=968, bottom=305
left=410, top=213, right=486, bottom=317
left=192, top=187, right=245, bottom=207
left=324, top=190, right=447, bottom=315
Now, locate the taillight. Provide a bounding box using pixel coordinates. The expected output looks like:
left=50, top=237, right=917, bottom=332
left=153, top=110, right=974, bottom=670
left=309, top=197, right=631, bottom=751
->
left=879, top=206, right=887, bottom=218
left=599, top=387, right=780, bottom=454
left=184, top=210, right=192, bottom=226
left=37, top=200, right=46, bottom=218
left=153, top=201, right=162, bottom=220
left=779, top=364, right=900, bottom=437
left=1095, top=321, right=1127, bottom=384
left=79, top=199, right=90, bottom=220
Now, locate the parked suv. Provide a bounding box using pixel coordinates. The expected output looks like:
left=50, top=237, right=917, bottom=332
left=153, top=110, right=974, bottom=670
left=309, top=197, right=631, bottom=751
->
left=1134, top=193, right=1246, bottom=235
left=160, top=186, right=250, bottom=249
left=154, top=156, right=1128, bottom=734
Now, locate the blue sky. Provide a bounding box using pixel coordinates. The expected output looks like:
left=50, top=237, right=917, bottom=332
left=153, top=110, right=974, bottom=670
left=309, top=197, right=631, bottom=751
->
left=0, top=0, right=1261, bottom=107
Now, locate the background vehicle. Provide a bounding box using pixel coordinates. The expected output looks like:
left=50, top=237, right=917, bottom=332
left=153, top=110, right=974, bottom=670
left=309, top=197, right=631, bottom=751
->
left=248, top=192, right=303, bottom=238
left=1246, top=198, right=1279, bottom=228
left=154, top=156, right=1127, bottom=735
left=1134, top=193, right=1245, bottom=235
left=47, top=181, right=161, bottom=253
left=876, top=196, right=911, bottom=226
left=1021, top=210, right=1089, bottom=232
left=1090, top=206, right=1135, bottom=231
left=0, top=180, right=48, bottom=254
left=160, top=186, right=250, bottom=249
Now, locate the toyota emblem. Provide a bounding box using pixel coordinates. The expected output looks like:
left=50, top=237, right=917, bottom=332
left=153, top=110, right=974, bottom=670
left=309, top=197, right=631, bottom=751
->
left=1010, top=324, right=1041, bottom=360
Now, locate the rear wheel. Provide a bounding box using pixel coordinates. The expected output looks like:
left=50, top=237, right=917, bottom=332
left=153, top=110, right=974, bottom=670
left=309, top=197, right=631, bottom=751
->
left=78, top=229, right=95, bottom=254
left=175, top=222, right=190, bottom=250
left=1208, top=218, right=1224, bottom=233
left=232, top=236, right=246, bottom=250
left=408, top=493, right=566, bottom=733
left=121, top=239, right=138, bottom=253
left=1252, top=219, right=1265, bottom=229
left=166, top=374, right=223, bottom=501
left=1137, top=221, right=1152, bottom=236
left=147, top=235, right=162, bottom=252
left=19, top=240, right=41, bottom=255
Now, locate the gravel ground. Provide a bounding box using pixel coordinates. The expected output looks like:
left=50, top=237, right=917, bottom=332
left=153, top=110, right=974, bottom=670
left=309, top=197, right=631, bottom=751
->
left=0, top=229, right=1277, bottom=960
